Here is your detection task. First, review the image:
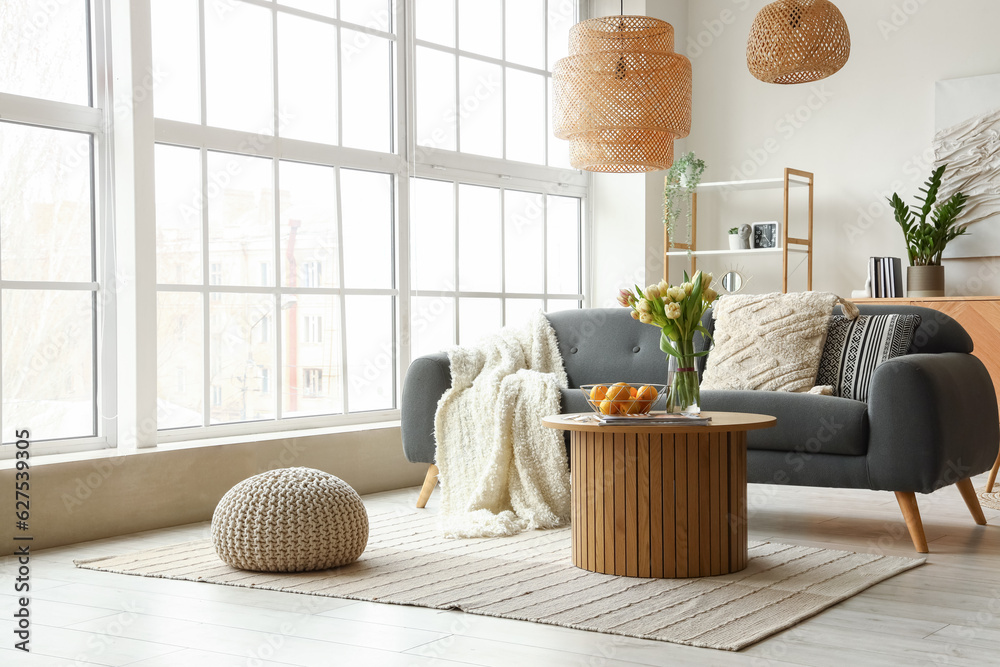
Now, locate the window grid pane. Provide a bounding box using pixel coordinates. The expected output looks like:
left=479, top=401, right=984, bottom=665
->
left=157, top=152, right=397, bottom=428
left=414, top=0, right=574, bottom=167
left=411, top=179, right=583, bottom=356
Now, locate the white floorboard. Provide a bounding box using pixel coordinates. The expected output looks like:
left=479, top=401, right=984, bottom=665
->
left=2, top=475, right=999, bottom=666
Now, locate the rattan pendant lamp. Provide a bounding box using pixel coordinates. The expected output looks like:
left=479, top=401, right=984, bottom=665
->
left=747, top=0, right=850, bottom=84
left=552, top=9, right=691, bottom=173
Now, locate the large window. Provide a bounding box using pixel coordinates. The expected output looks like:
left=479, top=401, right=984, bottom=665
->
left=0, top=0, right=106, bottom=449
left=153, top=0, right=398, bottom=431
left=0, top=0, right=587, bottom=451
left=409, top=0, right=585, bottom=357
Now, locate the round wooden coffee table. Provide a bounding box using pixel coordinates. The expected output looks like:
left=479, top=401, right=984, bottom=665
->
left=542, top=412, right=776, bottom=579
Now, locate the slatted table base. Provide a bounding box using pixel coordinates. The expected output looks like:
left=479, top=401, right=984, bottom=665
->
left=570, top=429, right=748, bottom=578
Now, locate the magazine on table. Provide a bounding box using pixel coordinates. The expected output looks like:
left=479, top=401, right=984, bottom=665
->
left=596, top=413, right=712, bottom=426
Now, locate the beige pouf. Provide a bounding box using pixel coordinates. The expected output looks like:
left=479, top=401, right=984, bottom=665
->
left=212, top=467, right=369, bottom=572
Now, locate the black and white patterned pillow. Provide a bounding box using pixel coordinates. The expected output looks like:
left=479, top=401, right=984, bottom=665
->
left=817, top=314, right=921, bottom=402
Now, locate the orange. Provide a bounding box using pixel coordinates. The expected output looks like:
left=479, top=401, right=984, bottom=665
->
left=629, top=388, right=638, bottom=398
left=599, top=398, right=615, bottom=415
left=589, top=385, right=608, bottom=401
left=634, top=385, right=659, bottom=412
left=622, top=399, right=643, bottom=414
left=605, top=384, right=631, bottom=402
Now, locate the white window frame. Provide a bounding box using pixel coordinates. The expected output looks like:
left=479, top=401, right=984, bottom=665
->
left=153, top=0, right=403, bottom=442
left=152, top=0, right=590, bottom=443
left=0, top=0, right=117, bottom=459
left=2, top=0, right=590, bottom=454
left=404, top=0, right=589, bottom=351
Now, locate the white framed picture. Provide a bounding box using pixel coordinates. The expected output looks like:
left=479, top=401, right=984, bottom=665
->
left=751, top=221, right=780, bottom=249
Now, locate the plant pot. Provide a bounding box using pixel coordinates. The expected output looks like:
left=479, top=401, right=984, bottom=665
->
left=728, top=234, right=742, bottom=250
left=907, top=265, right=945, bottom=297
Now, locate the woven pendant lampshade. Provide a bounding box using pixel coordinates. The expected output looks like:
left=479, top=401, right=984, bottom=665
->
left=553, top=16, right=691, bottom=173
left=747, top=0, right=850, bottom=84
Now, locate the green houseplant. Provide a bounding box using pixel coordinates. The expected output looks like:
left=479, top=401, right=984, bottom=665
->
left=888, top=164, right=968, bottom=296
left=662, top=152, right=707, bottom=250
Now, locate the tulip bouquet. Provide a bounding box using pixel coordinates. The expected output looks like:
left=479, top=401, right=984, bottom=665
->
left=617, top=271, right=719, bottom=415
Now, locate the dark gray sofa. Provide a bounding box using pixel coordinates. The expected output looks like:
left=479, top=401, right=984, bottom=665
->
left=401, top=305, right=999, bottom=552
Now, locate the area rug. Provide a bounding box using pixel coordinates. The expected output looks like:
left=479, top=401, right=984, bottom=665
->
left=75, top=509, right=923, bottom=651
left=977, top=485, right=1000, bottom=511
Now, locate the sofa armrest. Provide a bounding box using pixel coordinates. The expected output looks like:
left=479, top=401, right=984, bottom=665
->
left=866, top=352, right=999, bottom=493
left=401, top=352, right=451, bottom=465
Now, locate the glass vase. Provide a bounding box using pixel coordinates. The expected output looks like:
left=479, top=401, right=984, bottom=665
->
left=667, top=353, right=701, bottom=416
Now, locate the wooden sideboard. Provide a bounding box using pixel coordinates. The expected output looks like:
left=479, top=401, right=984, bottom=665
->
left=855, top=296, right=1000, bottom=489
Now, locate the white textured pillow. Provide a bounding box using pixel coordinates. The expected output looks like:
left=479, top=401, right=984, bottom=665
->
left=701, top=292, right=848, bottom=393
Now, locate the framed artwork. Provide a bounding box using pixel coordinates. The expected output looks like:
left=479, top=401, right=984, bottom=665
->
left=751, top=221, right=779, bottom=249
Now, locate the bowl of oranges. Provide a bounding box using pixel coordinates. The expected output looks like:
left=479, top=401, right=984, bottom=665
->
left=581, top=383, right=666, bottom=416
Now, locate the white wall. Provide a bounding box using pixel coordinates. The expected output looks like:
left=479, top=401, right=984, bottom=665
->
left=591, top=0, right=1000, bottom=298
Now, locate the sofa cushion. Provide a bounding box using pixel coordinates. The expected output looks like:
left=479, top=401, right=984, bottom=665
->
left=817, top=314, right=921, bottom=401
left=701, top=292, right=844, bottom=393
left=700, top=390, right=869, bottom=456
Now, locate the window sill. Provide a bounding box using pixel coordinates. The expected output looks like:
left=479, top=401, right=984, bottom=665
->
left=0, top=419, right=401, bottom=471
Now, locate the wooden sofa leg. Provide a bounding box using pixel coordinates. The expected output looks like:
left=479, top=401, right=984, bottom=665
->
left=956, top=478, right=987, bottom=525
left=416, top=464, right=439, bottom=509
left=894, top=492, right=929, bottom=553
left=986, top=451, right=1000, bottom=493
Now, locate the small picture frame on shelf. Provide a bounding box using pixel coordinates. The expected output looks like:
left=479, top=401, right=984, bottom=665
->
left=751, top=221, right=779, bottom=249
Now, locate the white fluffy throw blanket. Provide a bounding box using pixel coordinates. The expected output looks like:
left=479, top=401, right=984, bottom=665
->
left=434, top=311, right=571, bottom=538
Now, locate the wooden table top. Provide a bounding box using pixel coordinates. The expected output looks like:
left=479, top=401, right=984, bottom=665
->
left=542, top=412, right=777, bottom=434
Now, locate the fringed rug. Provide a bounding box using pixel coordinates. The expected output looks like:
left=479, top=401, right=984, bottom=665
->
left=75, top=509, right=922, bottom=651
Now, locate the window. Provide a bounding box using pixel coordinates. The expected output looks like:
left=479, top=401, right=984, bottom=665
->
left=409, top=0, right=585, bottom=360
left=2, top=1, right=586, bottom=451
left=304, top=316, right=323, bottom=344
left=302, top=261, right=322, bottom=288
left=154, top=0, right=396, bottom=431
left=413, top=0, right=576, bottom=168
left=303, top=368, right=323, bottom=397
left=0, top=1, right=105, bottom=450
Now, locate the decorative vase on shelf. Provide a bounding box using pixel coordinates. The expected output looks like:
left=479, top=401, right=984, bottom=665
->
left=728, top=234, right=742, bottom=250
left=906, top=265, right=945, bottom=297
left=617, top=271, right=716, bottom=417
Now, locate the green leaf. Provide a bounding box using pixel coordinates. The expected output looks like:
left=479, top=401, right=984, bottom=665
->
left=889, top=164, right=966, bottom=266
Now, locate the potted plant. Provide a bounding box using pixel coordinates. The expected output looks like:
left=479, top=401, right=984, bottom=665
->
left=888, top=164, right=968, bottom=297
left=663, top=152, right=707, bottom=250
left=728, top=227, right=741, bottom=250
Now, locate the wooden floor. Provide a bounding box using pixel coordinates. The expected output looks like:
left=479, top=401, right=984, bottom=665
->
left=3, top=474, right=1000, bottom=666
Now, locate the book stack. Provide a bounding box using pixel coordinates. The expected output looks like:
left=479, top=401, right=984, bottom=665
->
left=869, top=257, right=903, bottom=297
left=597, top=413, right=712, bottom=426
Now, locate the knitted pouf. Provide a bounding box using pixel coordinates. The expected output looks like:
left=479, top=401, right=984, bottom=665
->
left=211, top=467, right=369, bottom=573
